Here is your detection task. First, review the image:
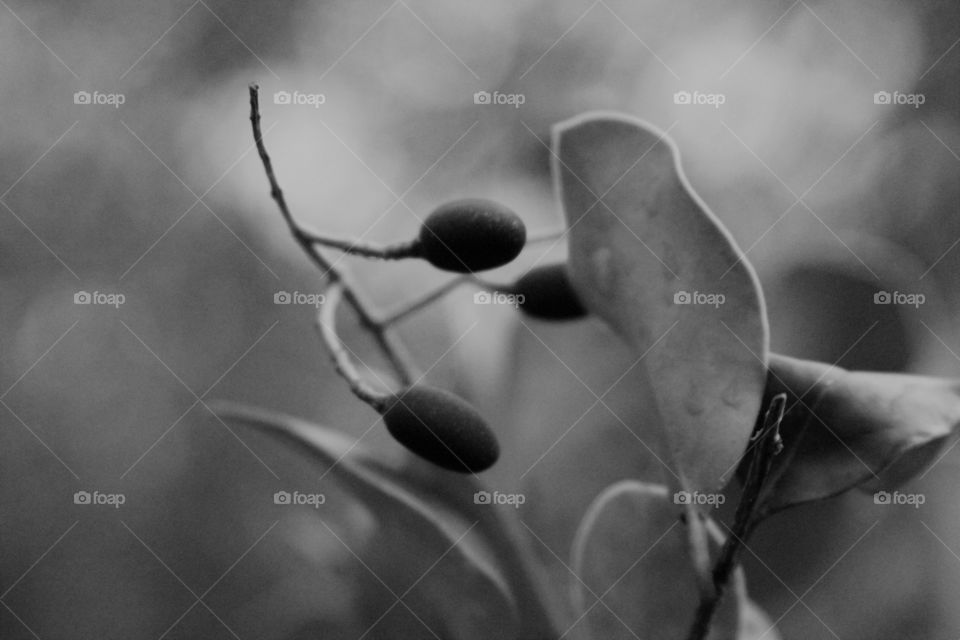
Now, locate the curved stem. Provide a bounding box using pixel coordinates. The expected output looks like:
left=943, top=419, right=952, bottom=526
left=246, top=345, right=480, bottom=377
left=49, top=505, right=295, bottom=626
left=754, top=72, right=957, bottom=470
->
left=249, top=83, right=419, bottom=386
left=317, top=283, right=391, bottom=411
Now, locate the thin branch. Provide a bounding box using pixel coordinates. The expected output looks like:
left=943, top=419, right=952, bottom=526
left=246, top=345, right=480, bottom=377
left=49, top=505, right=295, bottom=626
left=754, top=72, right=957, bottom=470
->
left=249, top=83, right=419, bottom=386
left=525, top=228, right=566, bottom=245
left=303, top=230, right=421, bottom=260
left=376, top=272, right=514, bottom=326
left=317, top=283, right=390, bottom=410
left=379, top=274, right=473, bottom=326
left=685, top=393, right=786, bottom=640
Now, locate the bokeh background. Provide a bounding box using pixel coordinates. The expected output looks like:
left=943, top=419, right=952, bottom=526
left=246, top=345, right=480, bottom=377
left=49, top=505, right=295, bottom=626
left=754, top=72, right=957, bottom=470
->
left=2, top=0, right=960, bottom=638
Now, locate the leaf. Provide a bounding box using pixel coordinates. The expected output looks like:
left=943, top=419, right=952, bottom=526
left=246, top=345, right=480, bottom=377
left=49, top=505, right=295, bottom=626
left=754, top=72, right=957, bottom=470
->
left=553, top=113, right=769, bottom=494
left=735, top=597, right=780, bottom=640
left=571, top=481, right=775, bottom=640
left=747, top=354, right=960, bottom=512
left=210, top=401, right=536, bottom=640
left=363, top=453, right=570, bottom=637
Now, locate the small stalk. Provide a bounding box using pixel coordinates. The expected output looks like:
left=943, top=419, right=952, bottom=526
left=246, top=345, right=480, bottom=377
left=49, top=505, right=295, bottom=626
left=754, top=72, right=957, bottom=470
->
left=301, top=230, right=421, bottom=260
left=249, top=83, right=420, bottom=386
left=685, top=394, right=786, bottom=640
left=317, top=283, right=391, bottom=411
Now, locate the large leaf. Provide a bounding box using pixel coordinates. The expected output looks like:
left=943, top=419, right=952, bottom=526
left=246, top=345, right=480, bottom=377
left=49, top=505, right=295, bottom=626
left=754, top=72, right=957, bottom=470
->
left=570, top=481, right=777, bottom=640
left=210, top=402, right=560, bottom=639
left=747, top=354, right=960, bottom=512
left=553, top=113, right=768, bottom=494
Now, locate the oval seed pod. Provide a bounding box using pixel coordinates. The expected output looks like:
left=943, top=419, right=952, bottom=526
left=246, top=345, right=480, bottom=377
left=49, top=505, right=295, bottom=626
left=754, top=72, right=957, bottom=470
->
left=416, top=199, right=526, bottom=273
left=382, top=384, right=500, bottom=473
left=512, top=263, right=587, bottom=320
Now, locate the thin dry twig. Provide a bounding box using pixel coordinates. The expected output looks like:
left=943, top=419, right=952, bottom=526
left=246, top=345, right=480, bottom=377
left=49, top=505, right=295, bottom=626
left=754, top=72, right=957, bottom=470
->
left=249, top=83, right=419, bottom=386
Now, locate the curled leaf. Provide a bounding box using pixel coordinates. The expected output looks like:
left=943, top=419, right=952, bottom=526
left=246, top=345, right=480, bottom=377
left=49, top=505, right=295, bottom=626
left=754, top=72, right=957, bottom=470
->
left=571, top=481, right=771, bottom=640
left=746, top=354, right=960, bottom=512
left=553, top=113, right=768, bottom=494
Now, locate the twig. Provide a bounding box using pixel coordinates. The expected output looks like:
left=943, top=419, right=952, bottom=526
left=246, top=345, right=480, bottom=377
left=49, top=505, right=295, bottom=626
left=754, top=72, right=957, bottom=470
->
left=685, top=393, right=786, bottom=640
left=317, top=283, right=391, bottom=410
left=377, top=272, right=517, bottom=326
left=378, top=274, right=473, bottom=326
left=302, top=230, right=421, bottom=260
left=525, top=228, right=566, bottom=244
left=249, top=83, right=419, bottom=387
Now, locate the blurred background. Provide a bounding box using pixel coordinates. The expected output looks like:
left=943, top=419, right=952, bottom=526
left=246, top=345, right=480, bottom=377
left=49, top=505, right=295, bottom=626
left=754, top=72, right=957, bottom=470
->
left=1, top=0, right=959, bottom=638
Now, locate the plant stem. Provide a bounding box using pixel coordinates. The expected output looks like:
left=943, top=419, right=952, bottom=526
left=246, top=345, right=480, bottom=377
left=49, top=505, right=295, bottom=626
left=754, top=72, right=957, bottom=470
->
left=525, top=228, right=566, bottom=244
left=377, top=274, right=472, bottom=326
left=317, top=283, right=391, bottom=410
left=249, top=83, right=419, bottom=387
left=377, top=272, right=508, bottom=326
left=685, top=394, right=786, bottom=640
left=301, top=229, right=421, bottom=260
left=685, top=508, right=760, bottom=640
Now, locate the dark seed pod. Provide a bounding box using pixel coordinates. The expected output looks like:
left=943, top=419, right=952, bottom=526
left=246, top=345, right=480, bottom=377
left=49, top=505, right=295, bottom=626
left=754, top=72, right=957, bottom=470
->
left=382, top=384, right=499, bottom=473
left=512, top=263, right=587, bottom=320
left=416, top=199, right=526, bottom=273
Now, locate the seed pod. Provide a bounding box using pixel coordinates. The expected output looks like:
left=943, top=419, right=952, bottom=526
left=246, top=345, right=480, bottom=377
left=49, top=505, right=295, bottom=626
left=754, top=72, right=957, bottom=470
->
left=416, top=199, right=526, bottom=273
left=513, top=263, right=587, bottom=320
left=382, top=384, right=499, bottom=473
